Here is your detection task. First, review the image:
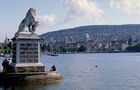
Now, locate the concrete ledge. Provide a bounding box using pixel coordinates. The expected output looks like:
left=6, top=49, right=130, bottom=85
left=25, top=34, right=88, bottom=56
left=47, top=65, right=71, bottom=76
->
left=0, top=71, right=62, bottom=84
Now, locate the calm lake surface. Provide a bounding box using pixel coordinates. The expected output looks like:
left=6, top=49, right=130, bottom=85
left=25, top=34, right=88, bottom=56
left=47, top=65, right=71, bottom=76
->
left=0, top=53, right=140, bottom=90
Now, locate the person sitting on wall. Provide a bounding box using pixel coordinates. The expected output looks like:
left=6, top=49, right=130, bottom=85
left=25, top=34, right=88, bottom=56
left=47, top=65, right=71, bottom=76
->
left=2, top=58, right=13, bottom=73
left=2, top=59, right=9, bottom=72
left=50, top=65, right=56, bottom=71
left=7, top=59, right=12, bottom=65
left=7, top=58, right=13, bottom=72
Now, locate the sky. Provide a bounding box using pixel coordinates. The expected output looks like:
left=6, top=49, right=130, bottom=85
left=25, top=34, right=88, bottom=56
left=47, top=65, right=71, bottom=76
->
left=0, top=0, right=140, bottom=41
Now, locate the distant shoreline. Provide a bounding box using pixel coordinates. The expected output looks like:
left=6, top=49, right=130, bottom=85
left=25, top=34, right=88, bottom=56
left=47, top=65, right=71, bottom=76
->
left=42, top=51, right=140, bottom=55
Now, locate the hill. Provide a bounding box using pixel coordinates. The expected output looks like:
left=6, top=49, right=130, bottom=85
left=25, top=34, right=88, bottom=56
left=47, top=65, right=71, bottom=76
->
left=41, top=24, right=140, bottom=44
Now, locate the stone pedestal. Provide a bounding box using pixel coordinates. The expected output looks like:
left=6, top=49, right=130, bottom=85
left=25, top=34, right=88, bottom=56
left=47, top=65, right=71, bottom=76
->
left=11, top=32, right=45, bottom=72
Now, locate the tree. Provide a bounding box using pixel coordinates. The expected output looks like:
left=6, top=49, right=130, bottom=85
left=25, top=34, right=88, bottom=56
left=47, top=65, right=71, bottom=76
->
left=59, top=46, right=67, bottom=52
left=126, top=44, right=140, bottom=52
left=77, top=45, right=87, bottom=52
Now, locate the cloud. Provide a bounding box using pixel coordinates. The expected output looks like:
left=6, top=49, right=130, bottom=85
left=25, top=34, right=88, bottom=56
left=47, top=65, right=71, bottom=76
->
left=110, top=0, right=140, bottom=15
left=37, top=0, right=104, bottom=29
left=37, top=14, right=57, bottom=27
left=61, top=0, right=104, bottom=23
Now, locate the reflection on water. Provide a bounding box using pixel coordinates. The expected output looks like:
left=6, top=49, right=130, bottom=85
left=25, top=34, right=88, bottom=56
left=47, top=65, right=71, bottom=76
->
left=0, top=53, right=140, bottom=90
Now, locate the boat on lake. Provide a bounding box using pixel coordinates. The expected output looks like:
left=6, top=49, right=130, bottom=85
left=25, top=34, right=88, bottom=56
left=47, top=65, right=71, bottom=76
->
left=0, top=53, right=4, bottom=57
left=47, top=52, right=58, bottom=56
left=42, top=51, right=58, bottom=56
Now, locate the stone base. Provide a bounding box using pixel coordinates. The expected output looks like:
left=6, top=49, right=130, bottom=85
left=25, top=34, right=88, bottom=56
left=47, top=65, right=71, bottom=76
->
left=15, top=66, right=45, bottom=72
left=0, top=71, right=62, bottom=84
left=11, top=63, right=45, bottom=72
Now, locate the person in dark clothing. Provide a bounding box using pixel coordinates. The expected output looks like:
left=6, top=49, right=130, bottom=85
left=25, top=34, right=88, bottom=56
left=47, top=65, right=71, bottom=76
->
left=2, top=59, right=9, bottom=72
left=50, top=65, right=56, bottom=71
left=2, top=59, right=13, bottom=73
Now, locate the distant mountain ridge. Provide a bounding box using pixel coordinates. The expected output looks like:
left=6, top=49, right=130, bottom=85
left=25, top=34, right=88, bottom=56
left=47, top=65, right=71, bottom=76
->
left=41, top=24, right=140, bottom=45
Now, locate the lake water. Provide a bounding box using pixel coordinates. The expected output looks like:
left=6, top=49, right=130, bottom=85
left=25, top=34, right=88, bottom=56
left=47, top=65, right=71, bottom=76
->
left=0, top=53, right=140, bottom=90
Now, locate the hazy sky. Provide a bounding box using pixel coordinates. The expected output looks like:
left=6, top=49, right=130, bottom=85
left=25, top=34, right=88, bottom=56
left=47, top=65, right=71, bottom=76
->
left=0, top=0, right=140, bottom=41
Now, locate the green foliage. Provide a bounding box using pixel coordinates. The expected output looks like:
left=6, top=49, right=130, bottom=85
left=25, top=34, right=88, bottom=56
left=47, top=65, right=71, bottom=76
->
left=59, top=46, right=67, bottom=52
left=0, top=44, right=3, bottom=53
left=77, top=45, right=87, bottom=52
left=67, top=47, right=77, bottom=52
left=41, top=44, right=88, bottom=53
left=59, top=46, right=79, bottom=53
left=41, top=44, right=51, bottom=52
left=107, top=47, right=119, bottom=52
left=53, top=47, right=61, bottom=52
left=0, top=44, right=11, bottom=53
left=126, top=44, right=140, bottom=52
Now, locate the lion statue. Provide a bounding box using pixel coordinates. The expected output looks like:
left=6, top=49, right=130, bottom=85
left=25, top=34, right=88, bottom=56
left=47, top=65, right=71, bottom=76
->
left=15, top=8, right=39, bottom=36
